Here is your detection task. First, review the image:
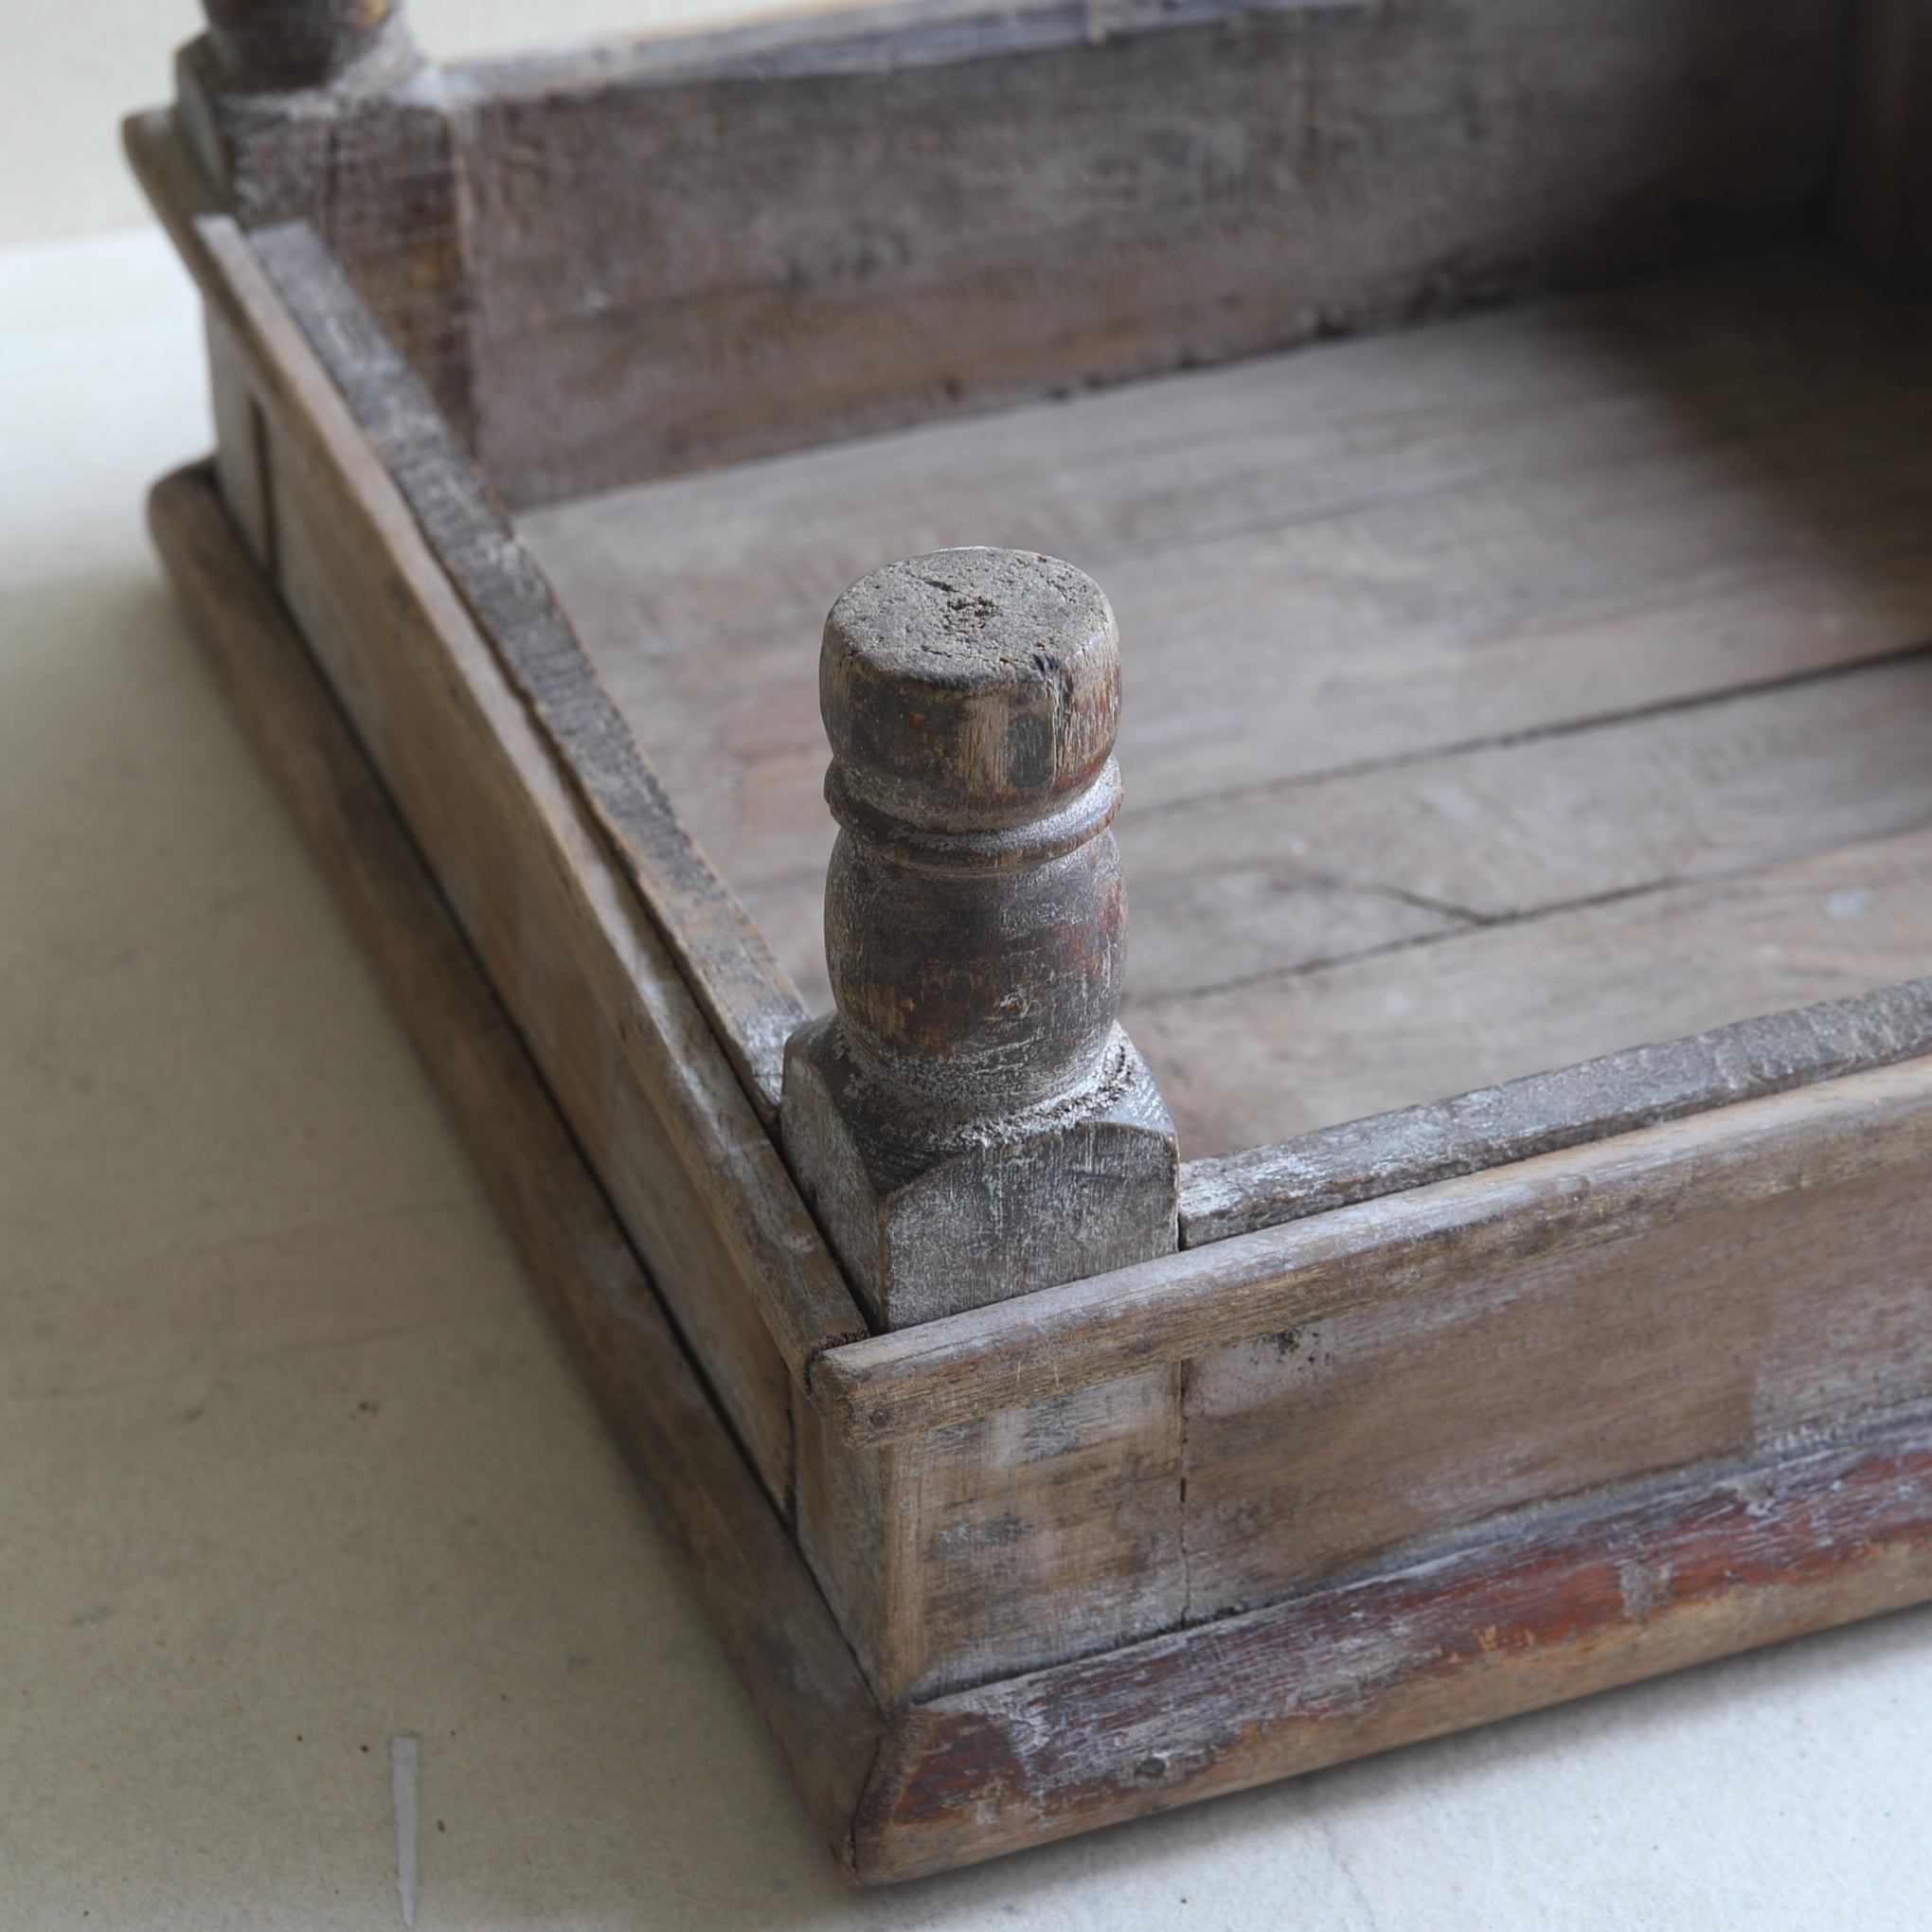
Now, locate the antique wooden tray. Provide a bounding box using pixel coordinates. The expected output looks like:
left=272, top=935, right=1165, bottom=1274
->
left=135, top=0, right=1932, bottom=1882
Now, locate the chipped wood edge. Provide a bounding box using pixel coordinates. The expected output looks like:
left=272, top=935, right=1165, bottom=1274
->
left=147, top=459, right=885, bottom=1874
left=125, top=108, right=869, bottom=1382
left=814, top=1054, right=1932, bottom=1443
left=850, top=1405, right=1932, bottom=1879
left=1178, top=980, right=1932, bottom=1243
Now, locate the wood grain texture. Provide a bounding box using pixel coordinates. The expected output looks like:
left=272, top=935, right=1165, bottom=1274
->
left=812, top=1058, right=1932, bottom=1443
left=797, top=1365, right=1187, bottom=1704
left=1136, top=823, right=1932, bottom=1157
left=854, top=1406, right=1932, bottom=1879
left=1180, top=978, right=1932, bottom=1243
left=1834, top=0, right=1932, bottom=292
left=250, top=217, right=805, bottom=1123
left=462, top=0, right=1849, bottom=503
left=172, top=26, right=475, bottom=439
left=523, top=248, right=1932, bottom=1164
left=147, top=460, right=884, bottom=1875
left=128, top=115, right=868, bottom=1507
left=1180, top=1143, right=1932, bottom=1617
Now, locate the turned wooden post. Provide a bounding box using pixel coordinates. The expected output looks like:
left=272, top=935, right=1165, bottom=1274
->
left=174, top=0, right=474, bottom=440
left=198, top=0, right=418, bottom=92
left=781, top=548, right=1179, bottom=1329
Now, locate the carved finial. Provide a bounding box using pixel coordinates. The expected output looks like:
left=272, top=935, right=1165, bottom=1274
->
left=201, top=0, right=411, bottom=90
left=782, top=549, right=1178, bottom=1329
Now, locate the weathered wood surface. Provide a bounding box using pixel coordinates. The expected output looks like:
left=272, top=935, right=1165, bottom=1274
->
left=173, top=4, right=475, bottom=438
left=1137, top=823, right=1932, bottom=1157
left=782, top=549, right=1177, bottom=1327
left=811, top=1058, right=1932, bottom=1444
left=855, top=1406, right=1932, bottom=1878
left=249, top=217, right=806, bottom=1123
left=129, top=113, right=868, bottom=1519
left=1181, top=978, right=1932, bottom=1243
left=1834, top=0, right=1932, bottom=292
left=462, top=0, right=1849, bottom=503
left=1180, top=1136, right=1932, bottom=1617
left=148, top=459, right=884, bottom=1875
left=522, top=249, right=1932, bottom=1159
left=797, top=1361, right=1188, bottom=1704
left=148, top=459, right=1932, bottom=1885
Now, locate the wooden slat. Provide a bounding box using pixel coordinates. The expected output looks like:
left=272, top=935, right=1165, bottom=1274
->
left=1180, top=978, right=1932, bottom=1243
left=249, top=218, right=805, bottom=1123
left=522, top=246, right=1930, bottom=680
left=465, top=0, right=1847, bottom=503
left=853, top=1407, right=1932, bottom=1879
left=1181, top=1137, right=1932, bottom=1618
left=811, top=1057, right=1932, bottom=1444
left=1135, top=823, right=1932, bottom=1156
left=147, top=461, right=882, bottom=1876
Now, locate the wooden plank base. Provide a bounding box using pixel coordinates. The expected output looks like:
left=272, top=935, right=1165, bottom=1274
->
left=523, top=246, right=1932, bottom=1160
left=152, top=460, right=1932, bottom=1882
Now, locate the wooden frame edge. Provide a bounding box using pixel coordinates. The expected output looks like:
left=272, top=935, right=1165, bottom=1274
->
left=147, top=460, right=886, bottom=1877
left=852, top=1408, right=1932, bottom=1879
left=124, top=108, right=869, bottom=1389
left=816, top=1056, right=1932, bottom=1442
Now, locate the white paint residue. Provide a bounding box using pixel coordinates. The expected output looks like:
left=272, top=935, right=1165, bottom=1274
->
left=390, top=1733, right=420, bottom=1928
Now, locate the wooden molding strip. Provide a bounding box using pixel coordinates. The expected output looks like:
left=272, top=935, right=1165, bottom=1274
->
left=814, top=1054, right=1932, bottom=1442
left=1179, top=979, right=1932, bottom=1243
left=246, top=216, right=806, bottom=1125
left=853, top=1404, right=1932, bottom=1878
left=148, top=460, right=883, bottom=1873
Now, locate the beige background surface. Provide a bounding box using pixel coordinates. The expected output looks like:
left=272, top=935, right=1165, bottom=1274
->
left=4, top=9, right=1932, bottom=1927
left=0, top=0, right=785, bottom=243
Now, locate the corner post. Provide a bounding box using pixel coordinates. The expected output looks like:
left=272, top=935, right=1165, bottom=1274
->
left=171, top=0, right=475, bottom=443
left=781, top=548, right=1179, bottom=1329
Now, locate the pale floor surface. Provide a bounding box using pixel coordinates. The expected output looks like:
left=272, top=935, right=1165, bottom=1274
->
left=5, top=222, right=1932, bottom=1932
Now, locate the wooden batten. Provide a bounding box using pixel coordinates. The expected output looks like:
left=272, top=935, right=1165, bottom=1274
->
left=855, top=1407, right=1932, bottom=1878
left=1179, top=979, right=1932, bottom=1243
left=814, top=1058, right=1932, bottom=1442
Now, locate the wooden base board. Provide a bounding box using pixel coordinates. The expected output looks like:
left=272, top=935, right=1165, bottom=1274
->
left=151, top=460, right=1932, bottom=1883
